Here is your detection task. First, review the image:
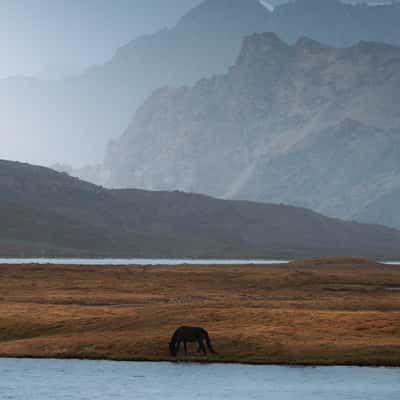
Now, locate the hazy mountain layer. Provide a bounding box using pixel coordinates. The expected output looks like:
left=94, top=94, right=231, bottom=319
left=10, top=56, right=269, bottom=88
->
left=2, top=159, right=400, bottom=259
left=1, top=0, right=271, bottom=166
left=354, top=187, right=400, bottom=230
left=3, top=0, right=400, bottom=165
left=102, top=33, right=400, bottom=229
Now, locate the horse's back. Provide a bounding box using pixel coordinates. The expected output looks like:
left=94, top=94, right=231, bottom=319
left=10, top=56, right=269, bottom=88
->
left=175, top=326, right=205, bottom=340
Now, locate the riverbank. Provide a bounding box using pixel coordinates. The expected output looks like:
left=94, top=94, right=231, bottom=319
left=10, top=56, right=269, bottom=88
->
left=0, top=258, right=399, bottom=366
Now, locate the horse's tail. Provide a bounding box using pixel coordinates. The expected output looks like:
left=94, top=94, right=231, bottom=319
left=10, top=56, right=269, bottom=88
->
left=203, top=329, right=216, bottom=354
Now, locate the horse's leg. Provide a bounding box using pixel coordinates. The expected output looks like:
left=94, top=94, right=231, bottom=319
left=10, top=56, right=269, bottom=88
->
left=176, top=340, right=181, bottom=355
left=200, top=340, right=207, bottom=355
left=197, top=339, right=206, bottom=355
left=184, top=341, right=188, bottom=355
left=196, top=341, right=202, bottom=353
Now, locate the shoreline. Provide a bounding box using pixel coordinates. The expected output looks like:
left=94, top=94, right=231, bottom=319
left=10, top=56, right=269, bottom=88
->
left=1, top=354, right=400, bottom=368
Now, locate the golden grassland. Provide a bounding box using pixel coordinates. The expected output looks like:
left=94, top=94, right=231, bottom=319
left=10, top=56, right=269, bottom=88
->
left=0, top=257, right=399, bottom=366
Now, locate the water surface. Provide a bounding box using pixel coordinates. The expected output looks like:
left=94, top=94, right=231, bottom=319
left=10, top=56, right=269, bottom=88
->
left=0, top=258, right=289, bottom=265
left=0, top=258, right=399, bottom=266
left=0, top=359, right=399, bottom=400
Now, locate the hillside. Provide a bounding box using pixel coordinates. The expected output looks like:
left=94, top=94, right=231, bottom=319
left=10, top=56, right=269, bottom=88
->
left=3, top=0, right=400, bottom=166
left=1, top=160, right=400, bottom=259
left=101, top=33, right=400, bottom=229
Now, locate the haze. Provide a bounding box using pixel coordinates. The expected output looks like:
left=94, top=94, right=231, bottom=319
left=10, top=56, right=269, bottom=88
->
left=0, top=0, right=203, bottom=80
left=1, top=0, right=387, bottom=80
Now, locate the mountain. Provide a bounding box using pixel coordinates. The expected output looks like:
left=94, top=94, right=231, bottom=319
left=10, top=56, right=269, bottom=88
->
left=3, top=0, right=400, bottom=166
left=240, top=118, right=400, bottom=220
left=2, top=159, right=400, bottom=259
left=1, top=0, right=271, bottom=166
left=270, top=0, right=400, bottom=47
left=353, top=187, right=400, bottom=230
left=101, top=33, right=400, bottom=229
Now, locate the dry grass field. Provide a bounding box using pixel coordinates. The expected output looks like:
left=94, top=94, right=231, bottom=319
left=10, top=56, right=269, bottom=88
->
left=0, top=257, right=399, bottom=366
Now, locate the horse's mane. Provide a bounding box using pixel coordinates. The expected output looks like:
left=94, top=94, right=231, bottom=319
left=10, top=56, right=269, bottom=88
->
left=170, top=329, right=180, bottom=343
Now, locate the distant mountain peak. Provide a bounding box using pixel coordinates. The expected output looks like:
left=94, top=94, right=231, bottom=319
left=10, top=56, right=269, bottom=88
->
left=290, top=0, right=342, bottom=5
left=199, top=0, right=267, bottom=8
left=237, top=32, right=289, bottom=64
left=177, top=0, right=271, bottom=27
left=246, top=31, right=286, bottom=46
left=181, top=0, right=269, bottom=14
left=295, top=36, right=331, bottom=52
left=259, top=1, right=275, bottom=12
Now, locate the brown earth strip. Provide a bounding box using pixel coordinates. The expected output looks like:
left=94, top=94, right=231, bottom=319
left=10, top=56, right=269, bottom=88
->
left=0, top=257, right=399, bottom=366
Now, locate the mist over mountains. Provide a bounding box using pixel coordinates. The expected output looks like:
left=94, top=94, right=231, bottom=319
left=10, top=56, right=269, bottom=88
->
left=2, top=0, right=400, bottom=166
left=0, top=0, right=203, bottom=80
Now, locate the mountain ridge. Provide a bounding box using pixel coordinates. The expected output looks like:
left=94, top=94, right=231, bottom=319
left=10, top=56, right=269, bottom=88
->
left=2, top=158, right=400, bottom=259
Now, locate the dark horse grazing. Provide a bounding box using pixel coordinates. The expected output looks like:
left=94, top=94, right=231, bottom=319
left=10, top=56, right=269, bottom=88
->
left=169, top=326, right=216, bottom=356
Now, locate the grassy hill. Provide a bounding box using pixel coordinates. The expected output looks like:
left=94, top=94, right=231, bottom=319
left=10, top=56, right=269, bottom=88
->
left=1, top=159, right=400, bottom=259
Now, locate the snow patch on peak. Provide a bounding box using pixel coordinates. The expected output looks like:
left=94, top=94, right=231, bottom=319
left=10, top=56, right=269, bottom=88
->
left=259, top=0, right=275, bottom=12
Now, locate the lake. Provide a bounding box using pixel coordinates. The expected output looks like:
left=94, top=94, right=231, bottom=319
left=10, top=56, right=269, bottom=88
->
left=0, top=258, right=290, bottom=265
left=0, top=359, right=399, bottom=400
left=0, top=258, right=398, bottom=266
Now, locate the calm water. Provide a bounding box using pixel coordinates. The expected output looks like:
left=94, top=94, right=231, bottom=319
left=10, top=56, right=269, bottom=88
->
left=0, top=359, right=399, bottom=400
left=0, top=258, right=398, bottom=266
left=0, top=258, right=290, bottom=265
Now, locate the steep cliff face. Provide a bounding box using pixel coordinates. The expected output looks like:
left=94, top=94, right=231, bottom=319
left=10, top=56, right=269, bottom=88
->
left=103, top=33, right=400, bottom=227
left=239, top=120, right=400, bottom=219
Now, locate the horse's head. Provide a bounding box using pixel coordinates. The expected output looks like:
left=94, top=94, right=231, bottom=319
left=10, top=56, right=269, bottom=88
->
left=169, top=341, right=177, bottom=357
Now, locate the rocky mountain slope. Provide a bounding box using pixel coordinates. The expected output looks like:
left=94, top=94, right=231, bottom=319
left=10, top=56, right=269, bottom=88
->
left=2, top=159, right=400, bottom=259
left=102, top=33, right=400, bottom=229
left=3, top=0, right=400, bottom=166
left=354, top=187, right=400, bottom=230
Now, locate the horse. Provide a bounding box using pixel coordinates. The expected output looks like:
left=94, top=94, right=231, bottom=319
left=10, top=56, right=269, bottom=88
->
left=169, top=326, right=216, bottom=356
